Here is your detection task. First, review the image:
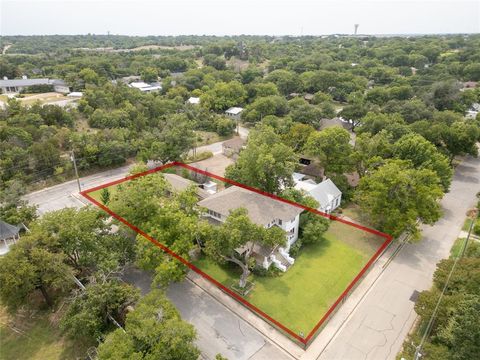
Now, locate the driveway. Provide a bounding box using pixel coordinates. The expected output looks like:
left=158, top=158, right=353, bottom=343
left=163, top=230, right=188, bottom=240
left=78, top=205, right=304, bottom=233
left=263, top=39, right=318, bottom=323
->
left=308, top=154, right=480, bottom=360
left=190, top=154, right=234, bottom=177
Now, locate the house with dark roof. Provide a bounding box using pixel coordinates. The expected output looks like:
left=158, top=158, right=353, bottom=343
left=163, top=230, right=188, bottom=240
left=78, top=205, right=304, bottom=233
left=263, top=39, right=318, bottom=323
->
left=163, top=173, right=211, bottom=199
left=198, top=186, right=303, bottom=271
left=0, top=220, right=21, bottom=255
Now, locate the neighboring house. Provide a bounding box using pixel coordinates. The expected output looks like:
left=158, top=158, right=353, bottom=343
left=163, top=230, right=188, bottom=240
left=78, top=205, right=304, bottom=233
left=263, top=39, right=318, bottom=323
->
left=319, top=117, right=353, bottom=131
left=164, top=173, right=211, bottom=199
left=198, top=186, right=303, bottom=271
left=225, top=107, right=243, bottom=121
left=304, top=93, right=314, bottom=102
left=0, top=77, right=70, bottom=94
left=0, top=220, right=21, bottom=256
left=67, top=92, right=83, bottom=98
left=222, top=137, right=245, bottom=159
left=462, top=81, right=478, bottom=91
left=128, top=81, right=162, bottom=93
left=466, top=102, right=480, bottom=119
left=186, top=96, right=200, bottom=105
left=294, top=173, right=342, bottom=214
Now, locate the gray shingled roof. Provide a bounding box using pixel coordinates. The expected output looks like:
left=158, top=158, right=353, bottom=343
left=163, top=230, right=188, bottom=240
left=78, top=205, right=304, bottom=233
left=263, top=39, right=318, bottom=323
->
left=164, top=173, right=210, bottom=199
left=198, top=186, right=303, bottom=226
left=0, top=220, right=20, bottom=241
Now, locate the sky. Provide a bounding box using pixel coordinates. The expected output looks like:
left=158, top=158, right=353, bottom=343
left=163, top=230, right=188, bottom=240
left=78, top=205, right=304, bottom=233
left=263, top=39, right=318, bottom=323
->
left=1, top=0, right=479, bottom=36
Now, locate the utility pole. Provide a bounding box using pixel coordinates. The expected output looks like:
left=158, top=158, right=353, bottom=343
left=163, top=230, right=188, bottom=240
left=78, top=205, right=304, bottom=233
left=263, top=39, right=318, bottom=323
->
left=71, top=147, right=81, bottom=192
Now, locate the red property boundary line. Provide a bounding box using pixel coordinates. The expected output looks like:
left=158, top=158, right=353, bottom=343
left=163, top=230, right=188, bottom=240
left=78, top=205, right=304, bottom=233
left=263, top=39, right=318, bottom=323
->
left=80, top=161, right=393, bottom=346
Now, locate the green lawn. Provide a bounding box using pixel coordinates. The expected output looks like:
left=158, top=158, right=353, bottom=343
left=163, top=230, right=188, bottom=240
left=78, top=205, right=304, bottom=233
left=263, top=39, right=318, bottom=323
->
left=87, top=172, right=384, bottom=336
left=0, top=307, right=92, bottom=360
left=194, top=228, right=373, bottom=336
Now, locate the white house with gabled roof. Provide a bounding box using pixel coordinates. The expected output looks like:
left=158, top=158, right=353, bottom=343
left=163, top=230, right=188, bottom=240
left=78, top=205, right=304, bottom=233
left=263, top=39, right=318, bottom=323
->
left=225, top=107, right=243, bottom=120
left=294, top=173, right=342, bottom=214
left=198, top=185, right=303, bottom=271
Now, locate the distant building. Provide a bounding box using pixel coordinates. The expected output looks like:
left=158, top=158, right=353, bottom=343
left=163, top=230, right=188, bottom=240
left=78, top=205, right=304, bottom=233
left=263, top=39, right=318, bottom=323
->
left=186, top=96, right=200, bottom=105
left=225, top=107, right=243, bottom=120
left=0, top=77, right=69, bottom=94
left=67, top=92, right=83, bottom=97
left=128, top=81, right=162, bottom=93
left=466, top=103, right=480, bottom=119
left=304, top=93, right=314, bottom=102
left=462, top=81, right=478, bottom=91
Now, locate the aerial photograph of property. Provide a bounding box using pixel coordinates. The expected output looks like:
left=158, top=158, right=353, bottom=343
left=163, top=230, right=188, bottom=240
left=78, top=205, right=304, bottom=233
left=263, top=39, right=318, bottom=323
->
left=0, top=1, right=479, bottom=360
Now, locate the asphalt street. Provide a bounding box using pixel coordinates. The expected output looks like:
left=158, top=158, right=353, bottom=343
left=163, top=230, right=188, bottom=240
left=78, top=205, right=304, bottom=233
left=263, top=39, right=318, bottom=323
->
left=314, top=154, right=480, bottom=360
left=122, top=266, right=292, bottom=360
left=22, top=131, right=479, bottom=360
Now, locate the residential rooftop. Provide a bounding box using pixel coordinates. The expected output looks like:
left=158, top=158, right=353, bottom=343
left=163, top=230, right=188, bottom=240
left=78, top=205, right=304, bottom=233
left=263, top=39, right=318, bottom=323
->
left=198, top=186, right=303, bottom=225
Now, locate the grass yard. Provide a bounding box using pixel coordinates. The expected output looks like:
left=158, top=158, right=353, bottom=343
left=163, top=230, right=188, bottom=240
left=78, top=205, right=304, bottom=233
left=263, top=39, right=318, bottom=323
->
left=85, top=169, right=387, bottom=337
left=0, top=306, right=92, bottom=360
left=194, top=224, right=380, bottom=336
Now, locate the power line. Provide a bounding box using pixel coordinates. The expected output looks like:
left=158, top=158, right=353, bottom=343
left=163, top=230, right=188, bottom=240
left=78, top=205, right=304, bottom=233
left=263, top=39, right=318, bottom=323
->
left=414, top=217, right=475, bottom=359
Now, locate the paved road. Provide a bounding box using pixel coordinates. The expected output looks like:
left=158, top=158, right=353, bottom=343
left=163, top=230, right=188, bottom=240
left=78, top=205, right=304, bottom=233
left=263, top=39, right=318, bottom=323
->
left=23, top=126, right=293, bottom=360
left=189, top=126, right=249, bottom=157
left=123, top=267, right=293, bottom=360
left=316, top=155, right=480, bottom=360
left=24, top=126, right=249, bottom=214
left=24, top=164, right=132, bottom=214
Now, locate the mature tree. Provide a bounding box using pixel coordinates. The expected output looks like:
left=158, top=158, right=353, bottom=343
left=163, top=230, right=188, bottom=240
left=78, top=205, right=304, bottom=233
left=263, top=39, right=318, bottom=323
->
left=97, top=289, right=199, bottom=360
left=352, top=130, right=393, bottom=177
left=0, top=234, right=73, bottom=311
left=242, top=95, right=289, bottom=123
left=357, top=112, right=406, bottom=136
left=0, top=179, right=37, bottom=225
left=34, top=208, right=133, bottom=274
left=427, top=80, right=462, bottom=111
left=282, top=123, right=316, bottom=152
left=354, top=160, right=443, bottom=238
left=200, top=81, right=247, bottom=111
left=392, top=133, right=453, bottom=191
left=464, top=63, right=480, bottom=81
left=301, top=216, right=330, bottom=245
left=288, top=98, right=324, bottom=127
left=305, top=127, right=354, bottom=176
left=141, top=67, right=158, bottom=82
left=225, top=125, right=297, bottom=193
left=205, top=208, right=285, bottom=288
left=265, top=69, right=302, bottom=95
left=441, top=121, right=479, bottom=162
left=61, top=279, right=140, bottom=340
left=438, top=296, right=480, bottom=360
left=203, top=54, right=226, bottom=70
left=141, top=115, right=195, bottom=163
left=246, top=82, right=279, bottom=100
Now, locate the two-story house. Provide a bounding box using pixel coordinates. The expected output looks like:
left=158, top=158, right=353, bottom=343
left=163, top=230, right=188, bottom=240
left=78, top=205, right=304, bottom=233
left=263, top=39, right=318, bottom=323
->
left=197, top=186, right=303, bottom=271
